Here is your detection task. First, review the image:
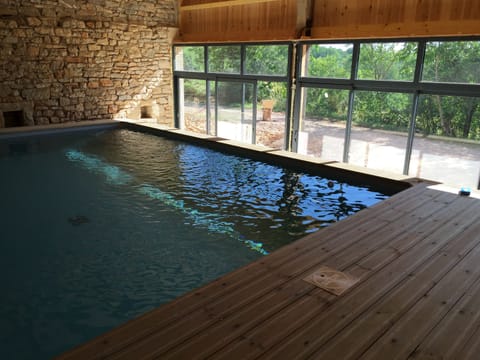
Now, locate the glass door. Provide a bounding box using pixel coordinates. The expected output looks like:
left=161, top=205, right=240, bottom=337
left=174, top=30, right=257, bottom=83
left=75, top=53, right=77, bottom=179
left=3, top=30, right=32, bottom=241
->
left=215, top=80, right=257, bottom=144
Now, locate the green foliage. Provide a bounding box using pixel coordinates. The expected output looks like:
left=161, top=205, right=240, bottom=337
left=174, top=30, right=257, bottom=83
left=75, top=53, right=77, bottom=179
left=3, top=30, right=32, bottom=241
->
left=304, top=88, right=349, bottom=121
left=417, top=95, right=480, bottom=140
left=307, top=45, right=352, bottom=78
left=420, top=41, right=480, bottom=139
left=357, top=42, right=417, bottom=81
left=183, top=79, right=206, bottom=104
left=208, top=45, right=241, bottom=73
left=246, top=45, right=289, bottom=76
left=354, top=92, right=411, bottom=131
left=179, top=46, right=204, bottom=72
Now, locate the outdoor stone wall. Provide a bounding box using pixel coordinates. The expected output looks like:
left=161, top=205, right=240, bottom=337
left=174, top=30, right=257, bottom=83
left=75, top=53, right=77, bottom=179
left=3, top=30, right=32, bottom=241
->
left=0, top=0, right=177, bottom=127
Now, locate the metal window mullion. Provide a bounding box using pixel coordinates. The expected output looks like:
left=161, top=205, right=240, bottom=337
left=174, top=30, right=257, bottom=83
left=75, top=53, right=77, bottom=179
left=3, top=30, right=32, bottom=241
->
left=173, top=75, right=180, bottom=128
left=282, top=43, right=294, bottom=151
left=404, top=92, right=419, bottom=175
left=204, top=45, right=208, bottom=74
left=343, top=90, right=355, bottom=163
left=241, top=83, right=245, bottom=124
left=343, top=42, right=361, bottom=163
left=214, top=78, right=219, bottom=136
left=403, top=40, right=426, bottom=175
left=252, top=81, right=257, bottom=144
left=291, top=43, right=304, bottom=152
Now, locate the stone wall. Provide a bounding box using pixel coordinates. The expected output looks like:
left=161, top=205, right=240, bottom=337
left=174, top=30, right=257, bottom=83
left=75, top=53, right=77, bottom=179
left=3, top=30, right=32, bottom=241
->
left=0, top=0, right=177, bottom=127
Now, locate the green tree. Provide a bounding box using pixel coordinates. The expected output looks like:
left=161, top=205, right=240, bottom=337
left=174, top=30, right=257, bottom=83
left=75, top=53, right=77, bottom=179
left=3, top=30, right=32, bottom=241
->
left=180, top=46, right=204, bottom=72
left=420, top=41, right=480, bottom=139
left=307, top=45, right=352, bottom=78
left=208, top=45, right=241, bottom=73
left=245, top=45, right=289, bottom=76
left=357, top=42, right=416, bottom=81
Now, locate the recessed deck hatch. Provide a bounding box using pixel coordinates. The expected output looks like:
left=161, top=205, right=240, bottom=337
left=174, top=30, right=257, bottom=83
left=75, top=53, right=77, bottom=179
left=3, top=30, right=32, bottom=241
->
left=303, top=266, right=359, bottom=296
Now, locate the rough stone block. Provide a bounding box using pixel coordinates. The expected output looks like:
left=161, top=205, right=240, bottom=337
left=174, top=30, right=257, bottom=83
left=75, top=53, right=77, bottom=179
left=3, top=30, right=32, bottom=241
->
left=22, top=88, right=51, bottom=100
left=65, top=56, right=86, bottom=63
left=0, top=7, right=17, bottom=16
left=26, top=17, right=42, bottom=27
left=26, top=46, right=40, bottom=57
left=99, top=78, right=113, bottom=87
left=3, top=36, right=18, bottom=43
left=19, top=7, right=41, bottom=17
left=55, top=28, right=72, bottom=37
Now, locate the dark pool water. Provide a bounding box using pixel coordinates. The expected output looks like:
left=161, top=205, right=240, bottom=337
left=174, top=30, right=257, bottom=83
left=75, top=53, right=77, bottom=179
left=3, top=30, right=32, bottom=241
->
left=0, top=127, right=392, bottom=359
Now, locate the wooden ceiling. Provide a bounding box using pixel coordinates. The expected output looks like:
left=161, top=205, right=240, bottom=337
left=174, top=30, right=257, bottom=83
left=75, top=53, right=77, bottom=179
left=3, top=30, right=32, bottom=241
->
left=176, top=0, right=480, bottom=43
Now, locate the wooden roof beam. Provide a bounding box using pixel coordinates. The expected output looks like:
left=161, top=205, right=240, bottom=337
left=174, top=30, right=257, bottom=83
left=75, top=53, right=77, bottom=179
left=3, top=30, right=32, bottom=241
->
left=181, top=0, right=280, bottom=12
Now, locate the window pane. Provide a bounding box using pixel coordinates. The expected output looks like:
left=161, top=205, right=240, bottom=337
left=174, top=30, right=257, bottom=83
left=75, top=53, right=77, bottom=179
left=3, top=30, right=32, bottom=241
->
left=357, top=42, right=417, bottom=81
left=349, top=91, right=413, bottom=174
left=256, top=81, right=287, bottom=149
left=208, top=46, right=241, bottom=74
left=179, top=79, right=207, bottom=133
left=297, top=87, right=349, bottom=161
left=306, top=44, right=353, bottom=79
left=217, top=81, right=254, bottom=143
left=410, top=95, right=480, bottom=188
left=423, top=41, right=480, bottom=84
left=174, top=46, right=204, bottom=72
left=245, top=45, right=289, bottom=76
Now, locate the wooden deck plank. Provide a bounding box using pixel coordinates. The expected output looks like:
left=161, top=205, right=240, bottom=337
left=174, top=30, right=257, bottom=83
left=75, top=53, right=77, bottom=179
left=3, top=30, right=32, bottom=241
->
left=206, top=190, right=471, bottom=359
left=258, top=194, right=479, bottom=360
left=455, top=322, right=480, bottom=360
left=304, top=198, right=480, bottom=359
left=409, top=270, right=480, bottom=359
left=57, top=185, right=480, bottom=360
left=360, top=245, right=480, bottom=360
left=330, top=222, right=480, bottom=360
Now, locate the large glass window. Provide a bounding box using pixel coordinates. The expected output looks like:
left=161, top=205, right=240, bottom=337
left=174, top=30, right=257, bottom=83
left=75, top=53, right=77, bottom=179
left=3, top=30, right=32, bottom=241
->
left=410, top=95, right=480, bottom=187
left=207, top=45, right=241, bottom=74
left=357, top=42, right=417, bottom=81
left=349, top=91, right=413, bottom=174
left=216, top=81, right=255, bottom=143
left=179, top=79, right=207, bottom=133
left=174, top=39, right=480, bottom=187
left=423, top=41, right=480, bottom=84
left=245, top=45, right=289, bottom=76
left=297, top=87, right=349, bottom=161
left=256, top=81, right=287, bottom=148
left=305, top=44, right=353, bottom=79
left=174, top=46, right=204, bottom=72
left=174, top=43, right=289, bottom=147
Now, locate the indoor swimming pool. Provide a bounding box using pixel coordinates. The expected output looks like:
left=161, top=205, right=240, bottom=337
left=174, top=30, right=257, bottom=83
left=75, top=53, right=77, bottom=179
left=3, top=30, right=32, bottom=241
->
left=0, top=125, right=398, bottom=359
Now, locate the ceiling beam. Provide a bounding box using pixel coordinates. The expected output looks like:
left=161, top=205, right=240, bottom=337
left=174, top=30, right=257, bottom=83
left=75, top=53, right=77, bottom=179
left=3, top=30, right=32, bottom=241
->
left=181, top=0, right=279, bottom=12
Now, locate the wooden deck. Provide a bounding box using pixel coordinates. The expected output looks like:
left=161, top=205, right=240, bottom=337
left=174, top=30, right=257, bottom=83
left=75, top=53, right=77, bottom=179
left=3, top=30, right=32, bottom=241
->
left=58, top=182, right=480, bottom=360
